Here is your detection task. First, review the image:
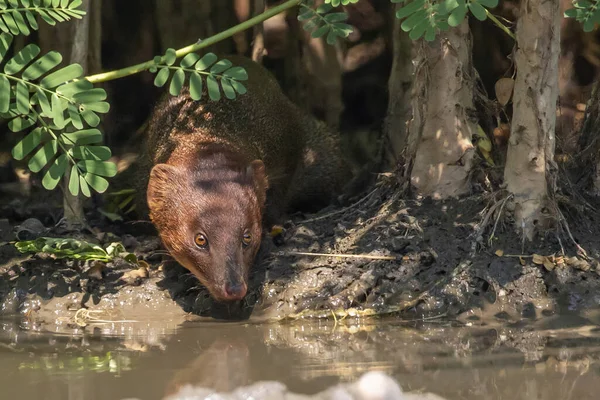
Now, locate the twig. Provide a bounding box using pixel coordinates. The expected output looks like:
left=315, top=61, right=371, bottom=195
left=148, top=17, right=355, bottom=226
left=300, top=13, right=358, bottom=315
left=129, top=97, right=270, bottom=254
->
left=299, top=186, right=380, bottom=224
left=488, top=193, right=512, bottom=246
left=276, top=250, right=399, bottom=261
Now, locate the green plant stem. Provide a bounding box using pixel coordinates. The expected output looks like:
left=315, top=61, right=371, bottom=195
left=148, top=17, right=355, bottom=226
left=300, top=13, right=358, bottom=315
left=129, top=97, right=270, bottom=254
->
left=485, top=10, right=515, bottom=40
left=85, top=0, right=302, bottom=84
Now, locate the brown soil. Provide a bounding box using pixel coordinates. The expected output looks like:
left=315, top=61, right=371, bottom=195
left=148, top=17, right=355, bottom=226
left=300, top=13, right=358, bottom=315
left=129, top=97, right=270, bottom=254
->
left=1, top=170, right=599, bottom=332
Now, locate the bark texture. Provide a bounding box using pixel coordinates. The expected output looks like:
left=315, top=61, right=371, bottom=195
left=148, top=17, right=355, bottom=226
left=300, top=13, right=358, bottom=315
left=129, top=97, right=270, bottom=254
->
left=383, top=2, right=413, bottom=170
left=504, top=0, right=560, bottom=240
left=154, top=0, right=236, bottom=53
left=407, top=20, right=476, bottom=198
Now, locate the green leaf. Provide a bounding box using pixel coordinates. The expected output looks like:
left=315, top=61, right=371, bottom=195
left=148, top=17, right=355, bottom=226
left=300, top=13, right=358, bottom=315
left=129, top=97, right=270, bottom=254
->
left=69, top=0, right=83, bottom=9
left=195, top=52, right=217, bottom=71
left=51, top=92, right=65, bottom=128
left=24, top=11, right=38, bottom=30
left=207, top=75, right=220, bottom=101
left=40, top=63, right=83, bottom=88
left=68, top=165, right=79, bottom=196
left=8, top=115, right=34, bottom=132
left=401, top=9, right=427, bottom=31
left=71, top=145, right=111, bottom=161
left=36, top=88, right=52, bottom=116
left=37, top=10, right=56, bottom=26
left=424, top=25, right=436, bottom=41
left=77, top=160, right=117, bottom=177
left=79, top=174, right=91, bottom=197
left=12, top=127, right=43, bottom=160
left=84, top=101, right=110, bottom=113
left=210, top=59, right=233, bottom=74
left=22, top=51, right=62, bottom=80
left=164, top=48, right=176, bottom=66
left=303, top=18, right=320, bottom=31
left=0, top=75, right=9, bottom=113
left=84, top=173, right=109, bottom=193
left=316, top=3, right=333, bottom=13
left=56, top=78, right=92, bottom=97
left=0, top=32, right=13, bottom=63
left=468, top=2, right=487, bottom=21
left=231, top=80, right=247, bottom=95
left=180, top=52, right=200, bottom=68
left=409, top=19, right=429, bottom=40
left=72, top=88, right=107, bottom=103
left=28, top=140, right=57, bottom=173
left=326, top=29, right=337, bottom=45
left=221, top=78, right=236, bottom=100
left=42, top=153, right=68, bottom=190
left=15, top=81, right=29, bottom=115
left=324, top=12, right=348, bottom=23
left=477, top=0, right=498, bottom=7
left=222, top=66, right=248, bottom=81
left=154, top=66, right=169, bottom=87
left=311, top=24, right=329, bottom=38
left=189, top=71, right=203, bottom=101
left=12, top=9, right=30, bottom=36
left=61, top=129, right=102, bottom=145
left=169, top=68, right=185, bottom=96
left=298, top=9, right=315, bottom=21
left=3, top=12, right=21, bottom=35
left=4, top=44, right=40, bottom=74
left=81, top=109, right=100, bottom=127
left=448, top=4, right=468, bottom=26
left=396, top=0, right=426, bottom=19
left=67, top=103, right=83, bottom=129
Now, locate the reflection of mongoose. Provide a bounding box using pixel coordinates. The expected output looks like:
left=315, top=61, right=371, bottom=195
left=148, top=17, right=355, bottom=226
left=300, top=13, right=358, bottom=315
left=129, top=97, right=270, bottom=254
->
left=137, top=55, right=351, bottom=302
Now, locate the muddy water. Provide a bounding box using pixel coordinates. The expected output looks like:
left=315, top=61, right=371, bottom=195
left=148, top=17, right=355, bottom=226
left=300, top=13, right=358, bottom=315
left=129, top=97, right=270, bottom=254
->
left=1, top=315, right=600, bottom=400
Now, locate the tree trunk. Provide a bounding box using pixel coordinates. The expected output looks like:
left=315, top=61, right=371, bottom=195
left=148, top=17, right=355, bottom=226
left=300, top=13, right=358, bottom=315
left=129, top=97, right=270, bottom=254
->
left=62, top=0, right=100, bottom=229
left=504, top=0, right=560, bottom=240
left=407, top=20, right=477, bottom=198
left=299, top=0, right=343, bottom=129
left=577, top=82, right=600, bottom=194
left=154, top=0, right=237, bottom=53
left=382, top=2, right=413, bottom=170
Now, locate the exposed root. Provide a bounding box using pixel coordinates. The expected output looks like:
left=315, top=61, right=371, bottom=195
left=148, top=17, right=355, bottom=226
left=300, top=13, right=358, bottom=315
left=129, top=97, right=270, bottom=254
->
left=470, top=190, right=510, bottom=254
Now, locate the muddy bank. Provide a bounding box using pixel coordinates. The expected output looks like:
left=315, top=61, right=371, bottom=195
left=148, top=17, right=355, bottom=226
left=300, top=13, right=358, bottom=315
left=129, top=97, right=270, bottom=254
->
left=1, top=177, right=600, bottom=331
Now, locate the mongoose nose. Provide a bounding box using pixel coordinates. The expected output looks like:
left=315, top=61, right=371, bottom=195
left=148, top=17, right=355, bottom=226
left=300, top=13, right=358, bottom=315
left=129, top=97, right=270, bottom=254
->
left=223, top=281, right=247, bottom=300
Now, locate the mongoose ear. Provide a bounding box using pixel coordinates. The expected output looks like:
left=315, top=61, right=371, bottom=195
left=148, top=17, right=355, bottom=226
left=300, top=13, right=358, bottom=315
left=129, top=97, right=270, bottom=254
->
left=246, top=160, right=269, bottom=205
left=148, top=164, right=180, bottom=212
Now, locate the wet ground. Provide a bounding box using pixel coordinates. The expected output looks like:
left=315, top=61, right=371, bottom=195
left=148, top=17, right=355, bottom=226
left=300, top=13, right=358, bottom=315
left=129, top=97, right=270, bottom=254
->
left=2, top=313, right=600, bottom=400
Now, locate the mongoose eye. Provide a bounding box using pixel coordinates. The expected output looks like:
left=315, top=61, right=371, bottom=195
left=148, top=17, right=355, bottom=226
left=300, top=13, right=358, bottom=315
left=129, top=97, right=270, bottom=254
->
left=242, top=231, right=251, bottom=247
left=194, top=233, right=208, bottom=248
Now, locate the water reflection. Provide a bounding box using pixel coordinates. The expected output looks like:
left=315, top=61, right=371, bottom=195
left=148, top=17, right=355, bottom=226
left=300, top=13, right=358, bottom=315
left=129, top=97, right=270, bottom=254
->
left=0, top=316, right=599, bottom=399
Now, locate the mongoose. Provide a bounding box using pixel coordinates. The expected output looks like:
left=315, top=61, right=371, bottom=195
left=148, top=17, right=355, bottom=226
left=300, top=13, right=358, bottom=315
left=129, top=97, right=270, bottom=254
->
left=136, top=54, right=351, bottom=302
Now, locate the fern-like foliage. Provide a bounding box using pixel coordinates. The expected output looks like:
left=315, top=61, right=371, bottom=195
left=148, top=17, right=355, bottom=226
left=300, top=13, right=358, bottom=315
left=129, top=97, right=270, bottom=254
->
left=393, top=0, right=499, bottom=41
left=0, top=0, right=85, bottom=36
left=150, top=50, right=248, bottom=101
left=298, top=1, right=354, bottom=44
left=324, top=0, right=359, bottom=6
left=0, top=32, right=113, bottom=197
left=564, top=0, right=600, bottom=31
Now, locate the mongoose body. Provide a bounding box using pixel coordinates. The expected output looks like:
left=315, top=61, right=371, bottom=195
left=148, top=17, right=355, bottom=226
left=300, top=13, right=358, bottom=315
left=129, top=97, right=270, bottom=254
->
left=139, top=55, right=349, bottom=302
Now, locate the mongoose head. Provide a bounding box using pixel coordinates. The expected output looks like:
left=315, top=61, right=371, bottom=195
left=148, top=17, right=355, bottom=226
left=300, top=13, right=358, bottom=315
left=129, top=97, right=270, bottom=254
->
left=147, top=159, right=268, bottom=302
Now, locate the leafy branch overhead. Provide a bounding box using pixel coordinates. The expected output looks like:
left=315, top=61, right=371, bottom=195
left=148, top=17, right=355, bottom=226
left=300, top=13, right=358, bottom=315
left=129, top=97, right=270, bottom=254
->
left=298, top=2, right=354, bottom=44
left=0, top=0, right=85, bottom=36
left=392, top=0, right=499, bottom=41
left=150, top=50, right=248, bottom=101
left=0, top=31, right=114, bottom=197
left=564, top=0, right=600, bottom=31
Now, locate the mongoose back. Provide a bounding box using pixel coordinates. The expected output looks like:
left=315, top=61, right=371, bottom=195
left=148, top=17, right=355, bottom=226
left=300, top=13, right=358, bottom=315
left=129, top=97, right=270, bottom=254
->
left=139, top=54, right=350, bottom=302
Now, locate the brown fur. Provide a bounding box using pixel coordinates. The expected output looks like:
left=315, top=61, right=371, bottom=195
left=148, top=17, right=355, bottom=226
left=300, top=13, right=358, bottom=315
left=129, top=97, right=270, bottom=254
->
left=134, top=55, right=350, bottom=302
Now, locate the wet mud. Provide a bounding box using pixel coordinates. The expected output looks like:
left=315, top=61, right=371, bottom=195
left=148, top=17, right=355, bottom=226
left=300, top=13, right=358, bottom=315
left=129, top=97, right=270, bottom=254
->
left=1, top=174, right=600, bottom=331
